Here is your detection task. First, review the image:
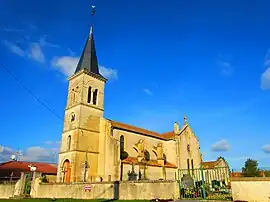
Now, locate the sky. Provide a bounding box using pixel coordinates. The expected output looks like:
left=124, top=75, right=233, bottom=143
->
left=0, top=0, right=270, bottom=170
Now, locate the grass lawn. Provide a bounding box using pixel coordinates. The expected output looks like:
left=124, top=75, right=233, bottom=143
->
left=0, top=200, right=151, bottom=202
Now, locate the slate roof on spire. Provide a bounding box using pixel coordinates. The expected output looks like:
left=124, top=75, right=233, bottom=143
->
left=74, top=26, right=105, bottom=80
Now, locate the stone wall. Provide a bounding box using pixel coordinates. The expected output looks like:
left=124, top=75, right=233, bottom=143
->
left=0, top=179, right=22, bottom=199
left=119, top=180, right=178, bottom=200
left=0, top=184, right=15, bottom=199
left=31, top=179, right=179, bottom=200
left=231, top=177, right=270, bottom=202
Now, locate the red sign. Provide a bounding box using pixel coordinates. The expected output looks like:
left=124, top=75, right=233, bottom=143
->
left=84, top=185, right=92, bottom=192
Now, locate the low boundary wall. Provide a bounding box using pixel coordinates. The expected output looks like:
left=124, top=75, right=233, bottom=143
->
left=231, top=177, right=270, bottom=202
left=0, top=179, right=23, bottom=199
left=31, top=179, right=179, bottom=200
left=0, top=184, right=16, bottom=199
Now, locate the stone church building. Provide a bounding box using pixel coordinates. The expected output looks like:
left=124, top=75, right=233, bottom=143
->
left=56, top=26, right=228, bottom=183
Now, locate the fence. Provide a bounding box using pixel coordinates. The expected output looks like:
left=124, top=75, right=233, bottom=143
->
left=178, top=166, right=232, bottom=200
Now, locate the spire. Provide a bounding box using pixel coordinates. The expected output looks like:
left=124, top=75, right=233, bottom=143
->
left=73, top=6, right=105, bottom=80
left=74, top=25, right=101, bottom=76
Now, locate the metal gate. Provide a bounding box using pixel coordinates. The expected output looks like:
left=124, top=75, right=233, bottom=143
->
left=177, top=167, right=232, bottom=200
left=23, top=173, right=32, bottom=195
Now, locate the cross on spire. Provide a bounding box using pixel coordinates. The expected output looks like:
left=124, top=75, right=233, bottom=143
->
left=184, top=115, right=188, bottom=124
left=73, top=5, right=106, bottom=81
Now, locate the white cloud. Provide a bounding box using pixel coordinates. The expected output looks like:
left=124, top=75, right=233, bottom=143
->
left=28, top=43, right=45, bottom=63
left=67, top=48, right=75, bottom=56
left=0, top=146, right=17, bottom=162
left=99, top=65, right=118, bottom=80
left=220, top=62, right=234, bottom=76
left=264, top=49, right=270, bottom=66
left=39, top=36, right=59, bottom=48
left=52, top=56, right=79, bottom=77
left=260, top=68, right=270, bottom=90
left=211, top=139, right=230, bottom=152
left=3, top=40, right=25, bottom=56
left=0, top=144, right=59, bottom=163
left=45, top=141, right=60, bottom=146
left=143, top=88, right=153, bottom=95
left=262, top=144, right=270, bottom=154
left=29, top=23, right=38, bottom=31
left=51, top=56, right=118, bottom=80
left=3, top=28, right=24, bottom=32
left=217, top=53, right=234, bottom=76
left=20, top=146, right=56, bottom=162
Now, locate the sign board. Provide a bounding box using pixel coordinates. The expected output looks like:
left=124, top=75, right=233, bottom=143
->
left=84, top=185, right=92, bottom=192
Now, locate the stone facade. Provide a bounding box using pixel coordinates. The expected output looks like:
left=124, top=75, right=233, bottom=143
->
left=57, top=77, right=204, bottom=182
left=56, top=26, right=227, bottom=184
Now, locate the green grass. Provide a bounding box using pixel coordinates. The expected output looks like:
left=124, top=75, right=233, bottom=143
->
left=0, top=199, right=151, bottom=202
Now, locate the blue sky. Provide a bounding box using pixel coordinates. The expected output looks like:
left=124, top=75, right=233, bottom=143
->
left=0, top=0, right=270, bottom=170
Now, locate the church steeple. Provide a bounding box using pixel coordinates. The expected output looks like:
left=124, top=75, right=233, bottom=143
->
left=74, top=26, right=104, bottom=79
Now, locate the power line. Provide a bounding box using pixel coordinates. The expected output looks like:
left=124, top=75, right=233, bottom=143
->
left=0, top=63, right=63, bottom=121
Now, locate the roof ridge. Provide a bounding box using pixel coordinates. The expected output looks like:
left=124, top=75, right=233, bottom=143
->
left=110, top=119, right=173, bottom=136
left=111, top=120, right=161, bottom=134
left=109, top=119, right=175, bottom=140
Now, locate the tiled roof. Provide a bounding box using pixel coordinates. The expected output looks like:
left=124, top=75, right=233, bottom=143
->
left=230, top=172, right=243, bottom=177
left=202, top=157, right=229, bottom=169
left=230, top=171, right=265, bottom=178
left=122, top=156, right=177, bottom=168
left=201, top=161, right=217, bottom=168
left=0, top=161, right=57, bottom=175
left=110, top=120, right=175, bottom=140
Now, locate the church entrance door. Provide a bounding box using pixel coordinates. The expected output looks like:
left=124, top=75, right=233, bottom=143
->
left=63, top=159, right=71, bottom=183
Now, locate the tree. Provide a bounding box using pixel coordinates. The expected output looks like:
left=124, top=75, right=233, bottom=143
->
left=242, top=158, right=260, bottom=177
left=264, top=170, right=270, bottom=177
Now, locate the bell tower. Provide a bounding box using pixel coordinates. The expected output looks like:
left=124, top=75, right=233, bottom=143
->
left=57, top=25, right=107, bottom=183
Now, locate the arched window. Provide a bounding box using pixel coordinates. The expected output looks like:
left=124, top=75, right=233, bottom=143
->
left=87, top=87, right=92, bottom=103
left=93, top=89, right=98, bottom=105
left=67, top=135, right=71, bottom=151
left=120, top=135, right=124, bottom=153
left=70, top=113, right=75, bottom=122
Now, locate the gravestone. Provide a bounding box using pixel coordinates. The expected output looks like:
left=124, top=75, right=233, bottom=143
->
left=181, top=174, right=194, bottom=188
left=128, top=163, right=138, bottom=181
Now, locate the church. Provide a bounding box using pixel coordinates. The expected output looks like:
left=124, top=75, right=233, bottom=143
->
left=56, top=25, right=228, bottom=183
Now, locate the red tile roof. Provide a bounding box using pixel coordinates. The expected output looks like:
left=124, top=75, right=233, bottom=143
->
left=201, top=161, right=218, bottom=168
left=202, top=157, right=230, bottom=169
left=230, top=172, right=243, bottom=177
left=122, top=156, right=177, bottom=168
left=110, top=120, right=175, bottom=140
left=230, top=171, right=266, bottom=178
left=0, top=161, right=57, bottom=175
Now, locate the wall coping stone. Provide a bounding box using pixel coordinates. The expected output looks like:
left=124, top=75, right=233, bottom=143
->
left=231, top=177, right=270, bottom=181
left=40, top=180, right=176, bottom=185
left=120, top=180, right=176, bottom=184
